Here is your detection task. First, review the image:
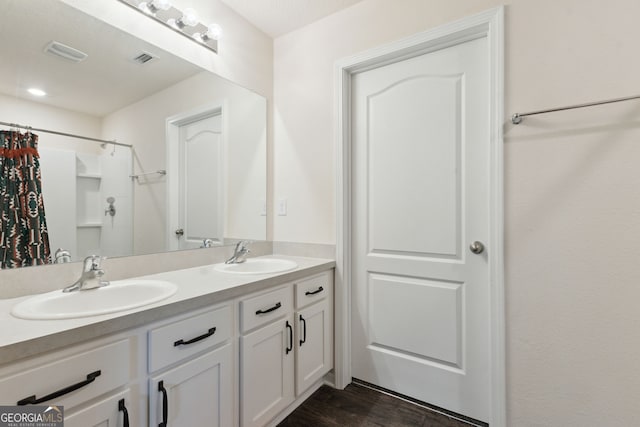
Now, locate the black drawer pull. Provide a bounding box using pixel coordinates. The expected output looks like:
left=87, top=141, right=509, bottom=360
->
left=119, top=398, right=130, bottom=427
left=174, top=327, right=217, bottom=347
left=17, top=370, right=101, bottom=406
left=158, top=380, right=168, bottom=427
left=256, top=302, right=281, bottom=315
left=305, top=286, right=324, bottom=296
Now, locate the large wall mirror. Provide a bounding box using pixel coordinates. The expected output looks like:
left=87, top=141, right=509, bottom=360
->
left=0, top=0, right=267, bottom=269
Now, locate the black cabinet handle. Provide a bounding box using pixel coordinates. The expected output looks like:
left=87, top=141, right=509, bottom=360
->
left=299, top=314, right=307, bottom=346
left=158, top=380, right=168, bottom=427
left=17, top=370, right=101, bottom=405
left=119, top=398, right=130, bottom=427
left=305, top=286, right=324, bottom=296
left=256, top=302, right=282, bottom=315
left=285, top=321, right=293, bottom=354
left=174, top=327, right=216, bottom=347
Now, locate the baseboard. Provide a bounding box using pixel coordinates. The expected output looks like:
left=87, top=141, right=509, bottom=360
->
left=265, top=379, right=325, bottom=427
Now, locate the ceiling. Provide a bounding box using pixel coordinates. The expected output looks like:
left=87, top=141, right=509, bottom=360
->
left=219, top=0, right=365, bottom=37
left=0, top=0, right=201, bottom=117
left=0, top=0, right=365, bottom=117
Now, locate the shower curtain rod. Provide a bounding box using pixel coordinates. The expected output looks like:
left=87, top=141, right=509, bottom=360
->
left=0, top=120, right=132, bottom=148
left=511, top=93, right=640, bottom=124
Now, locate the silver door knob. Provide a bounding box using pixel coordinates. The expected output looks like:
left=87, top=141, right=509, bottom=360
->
left=469, top=241, right=485, bottom=254
left=175, top=228, right=184, bottom=237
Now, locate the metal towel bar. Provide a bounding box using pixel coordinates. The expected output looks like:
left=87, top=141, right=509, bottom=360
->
left=130, top=170, right=167, bottom=180
left=512, top=94, right=640, bottom=124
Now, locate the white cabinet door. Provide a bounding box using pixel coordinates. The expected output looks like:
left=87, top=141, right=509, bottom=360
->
left=65, top=390, right=131, bottom=427
left=149, top=343, right=233, bottom=427
left=296, top=299, right=332, bottom=395
left=241, top=315, right=294, bottom=427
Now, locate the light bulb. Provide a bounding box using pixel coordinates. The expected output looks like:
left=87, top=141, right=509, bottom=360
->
left=205, top=23, right=222, bottom=40
left=166, top=18, right=180, bottom=29
left=150, top=0, right=171, bottom=10
left=137, top=1, right=153, bottom=14
left=140, top=0, right=170, bottom=15
left=181, top=8, right=198, bottom=27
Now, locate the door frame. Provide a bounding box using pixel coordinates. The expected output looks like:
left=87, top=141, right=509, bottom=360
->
left=166, top=101, right=228, bottom=251
left=334, top=6, right=505, bottom=426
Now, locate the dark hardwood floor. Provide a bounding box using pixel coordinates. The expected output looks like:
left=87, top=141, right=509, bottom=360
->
left=278, top=383, right=479, bottom=427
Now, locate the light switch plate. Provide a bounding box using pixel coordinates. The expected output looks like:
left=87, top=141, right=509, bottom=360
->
left=277, top=199, right=287, bottom=216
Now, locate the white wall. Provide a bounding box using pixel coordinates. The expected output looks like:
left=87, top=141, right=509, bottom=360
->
left=0, top=93, right=102, bottom=154
left=273, top=0, right=640, bottom=425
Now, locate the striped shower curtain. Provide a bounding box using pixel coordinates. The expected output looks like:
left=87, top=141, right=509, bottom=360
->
left=0, top=130, right=51, bottom=268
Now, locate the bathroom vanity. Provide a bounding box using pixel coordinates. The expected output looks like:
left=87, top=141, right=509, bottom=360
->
left=0, top=256, right=335, bottom=426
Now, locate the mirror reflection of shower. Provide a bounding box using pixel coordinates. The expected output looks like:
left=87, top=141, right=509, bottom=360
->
left=105, top=196, right=116, bottom=217
left=39, top=146, right=134, bottom=263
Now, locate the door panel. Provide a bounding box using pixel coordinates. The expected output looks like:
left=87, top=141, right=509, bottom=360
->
left=352, top=36, right=490, bottom=421
left=369, top=274, right=462, bottom=367
left=368, top=75, right=462, bottom=257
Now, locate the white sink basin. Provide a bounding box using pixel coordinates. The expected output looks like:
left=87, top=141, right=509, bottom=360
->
left=214, top=258, right=298, bottom=275
left=11, top=279, right=177, bottom=320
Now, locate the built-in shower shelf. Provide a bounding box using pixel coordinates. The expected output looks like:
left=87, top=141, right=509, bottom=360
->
left=76, top=173, right=102, bottom=179
left=77, top=222, right=103, bottom=228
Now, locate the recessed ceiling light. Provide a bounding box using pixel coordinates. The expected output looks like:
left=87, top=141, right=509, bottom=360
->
left=27, top=88, right=47, bottom=97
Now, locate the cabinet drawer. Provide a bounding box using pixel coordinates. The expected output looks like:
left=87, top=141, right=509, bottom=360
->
left=149, top=305, right=232, bottom=372
left=0, top=339, right=130, bottom=410
left=295, top=271, right=332, bottom=309
left=241, top=285, right=293, bottom=333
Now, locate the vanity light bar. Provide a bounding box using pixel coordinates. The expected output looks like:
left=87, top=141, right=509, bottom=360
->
left=116, top=0, right=219, bottom=54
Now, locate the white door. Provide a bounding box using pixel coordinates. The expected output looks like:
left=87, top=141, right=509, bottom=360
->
left=176, top=113, right=224, bottom=249
left=351, top=36, right=490, bottom=422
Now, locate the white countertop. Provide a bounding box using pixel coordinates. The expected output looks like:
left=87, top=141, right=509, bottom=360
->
left=0, top=255, right=335, bottom=364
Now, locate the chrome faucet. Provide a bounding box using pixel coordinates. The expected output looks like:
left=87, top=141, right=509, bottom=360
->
left=201, top=238, right=214, bottom=248
left=63, top=255, right=109, bottom=292
left=54, top=248, right=71, bottom=264
left=225, top=241, right=250, bottom=264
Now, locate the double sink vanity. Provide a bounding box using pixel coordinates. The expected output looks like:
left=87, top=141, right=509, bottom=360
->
left=0, top=254, right=335, bottom=426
